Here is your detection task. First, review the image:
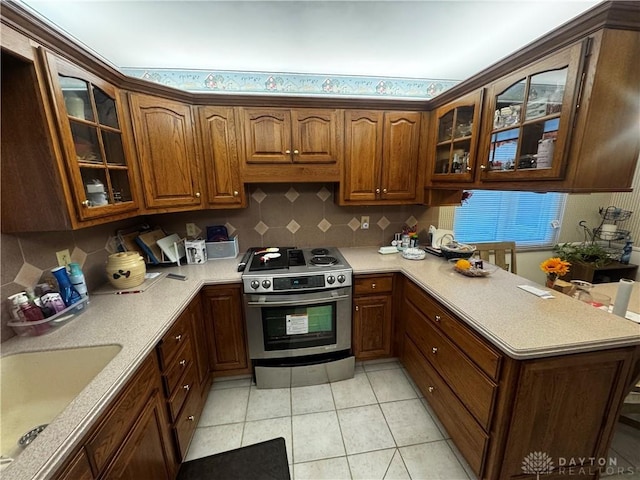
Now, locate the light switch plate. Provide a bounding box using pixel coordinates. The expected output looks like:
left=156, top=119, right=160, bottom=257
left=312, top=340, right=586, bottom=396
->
left=56, top=249, right=71, bottom=267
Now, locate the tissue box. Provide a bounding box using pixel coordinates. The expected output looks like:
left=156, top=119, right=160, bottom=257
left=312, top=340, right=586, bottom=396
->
left=185, top=239, right=207, bottom=264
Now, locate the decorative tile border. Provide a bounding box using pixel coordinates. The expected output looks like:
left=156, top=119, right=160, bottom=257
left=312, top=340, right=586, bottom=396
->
left=122, top=68, right=459, bottom=100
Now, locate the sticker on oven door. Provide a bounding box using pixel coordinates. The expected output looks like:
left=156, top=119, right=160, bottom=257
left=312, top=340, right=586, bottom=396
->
left=286, top=314, right=309, bottom=335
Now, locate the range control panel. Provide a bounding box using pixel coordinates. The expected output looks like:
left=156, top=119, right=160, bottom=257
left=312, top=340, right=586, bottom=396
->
left=243, top=270, right=352, bottom=293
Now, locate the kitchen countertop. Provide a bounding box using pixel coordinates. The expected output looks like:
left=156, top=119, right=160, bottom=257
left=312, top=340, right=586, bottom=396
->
left=2, top=246, right=639, bottom=479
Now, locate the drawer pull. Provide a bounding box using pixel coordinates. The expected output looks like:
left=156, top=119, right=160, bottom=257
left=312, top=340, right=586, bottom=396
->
left=175, top=334, right=182, bottom=342
left=432, top=347, right=438, bottom=354
left=355, top=305, right=359, bottom=311
left=188, top=415, right=195, bottom=421
left=183, top=384, right=190, bottom=392
left=428, top=386, right=435, bottom=393
left=435, top=315, right=441, bottom=322
left=371, top=283, right=376, bottom=289
left=179, top=359, right=187, bottom=367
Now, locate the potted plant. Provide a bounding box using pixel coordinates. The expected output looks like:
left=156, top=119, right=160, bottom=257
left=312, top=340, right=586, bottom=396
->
left=552, top=242, right=613, bottom=281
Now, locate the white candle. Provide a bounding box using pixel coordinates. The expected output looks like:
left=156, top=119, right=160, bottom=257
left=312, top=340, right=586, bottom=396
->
left=612, top=278, right=634, bottom=318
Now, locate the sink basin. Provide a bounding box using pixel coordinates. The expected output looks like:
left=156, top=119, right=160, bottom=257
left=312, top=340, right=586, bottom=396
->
left=0, top=344, right=121, bottom=461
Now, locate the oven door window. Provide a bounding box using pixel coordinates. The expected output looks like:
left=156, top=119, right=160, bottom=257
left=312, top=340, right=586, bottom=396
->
left=262, top=302, right=336, bottom=351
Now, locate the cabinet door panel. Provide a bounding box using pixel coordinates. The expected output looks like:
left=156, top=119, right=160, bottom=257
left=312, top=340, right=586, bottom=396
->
left=197, top=106, right=245, bottom=207
left=241, top=109, right=292, bottom=163
left=43, top=51, right=139, bottom=221
left=478, top=42, right=586, bottom=182
left=292, top=109, right=339, bottom=163
left=102, top=391, right=173, bottom=480
left=381, top=112, right=421, bottom=201
left=344, top=110, right=383, bottom=201
left=202, top=285, right=248, bottom=372
left=129, top=94, right=202, bottom=209
left=354, top=294, right=392, bottom=360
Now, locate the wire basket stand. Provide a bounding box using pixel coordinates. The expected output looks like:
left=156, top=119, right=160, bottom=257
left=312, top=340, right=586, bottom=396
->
left=578, top=206, right=632, bottom=262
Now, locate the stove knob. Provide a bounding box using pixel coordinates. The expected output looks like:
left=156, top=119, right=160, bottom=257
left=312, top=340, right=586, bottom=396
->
left=337, top=274, right=346, bottom=283
left=262, top=279, right=271, bottom=289
left=250, top=280, right=260, bottom=290
left=327, top=275, right=336, bottom=284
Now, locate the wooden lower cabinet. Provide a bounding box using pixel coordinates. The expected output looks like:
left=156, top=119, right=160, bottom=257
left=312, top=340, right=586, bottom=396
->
left=353, top=274, right=394, bottom=360
left=55, top=450, right=93, bottom=480
left=400, top=276, right=639, bottom=479
left=102, top=390, right=173, bottom=480
left=55, top=354, right=178, bottom=480
left=202, top=284, right=250, bottom=375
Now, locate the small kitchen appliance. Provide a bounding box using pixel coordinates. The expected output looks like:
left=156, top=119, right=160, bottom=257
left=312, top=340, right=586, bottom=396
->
left=242, top=247, right=354, bottom=388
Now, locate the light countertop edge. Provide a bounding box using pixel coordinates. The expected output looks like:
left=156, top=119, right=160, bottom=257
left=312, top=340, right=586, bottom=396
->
left=2, top=246, right=639, bottom=480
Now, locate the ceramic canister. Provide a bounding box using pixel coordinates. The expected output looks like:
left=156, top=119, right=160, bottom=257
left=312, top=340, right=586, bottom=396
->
left=106, top=252, right=146, bottom=289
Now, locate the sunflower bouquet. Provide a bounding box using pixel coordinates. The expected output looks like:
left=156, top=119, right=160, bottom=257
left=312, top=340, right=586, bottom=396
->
left=540, top=257, right=571, bottom=287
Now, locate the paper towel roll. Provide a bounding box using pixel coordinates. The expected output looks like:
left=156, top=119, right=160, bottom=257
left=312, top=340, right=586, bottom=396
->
left=612, top=278, right=634, bottom=318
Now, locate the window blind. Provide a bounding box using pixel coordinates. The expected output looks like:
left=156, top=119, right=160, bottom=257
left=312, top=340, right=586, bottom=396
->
left=453, top=190, right=566, bottom=248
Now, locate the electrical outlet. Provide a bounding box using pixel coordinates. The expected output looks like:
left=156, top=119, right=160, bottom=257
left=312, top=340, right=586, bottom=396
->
left=361, top=216, right=370, bottom=230
left=185, top=223, right=200, bottom=237
left=56, top=249, right=71, bottom=267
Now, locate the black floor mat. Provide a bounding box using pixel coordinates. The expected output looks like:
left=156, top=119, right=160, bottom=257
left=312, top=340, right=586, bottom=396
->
left=176, top=437, right=290, bottom=480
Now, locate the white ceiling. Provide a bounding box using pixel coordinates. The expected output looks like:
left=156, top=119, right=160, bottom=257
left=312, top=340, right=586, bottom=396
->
left=19, top=0, right=601, bottom=81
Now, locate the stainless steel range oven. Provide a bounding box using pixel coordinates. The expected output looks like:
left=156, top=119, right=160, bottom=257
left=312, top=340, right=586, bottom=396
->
left=242, top=247, right=354, bottom=388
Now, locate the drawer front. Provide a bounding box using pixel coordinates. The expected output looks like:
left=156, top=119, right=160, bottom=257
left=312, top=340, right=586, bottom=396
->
left=157, top=312, right=191, bottom=369
left=168, top=362, right=197, bottom=422
left=406, top=300, right=497, bottom=430
left=354, top=274, right=393, bottom=295
left=403, top=336, right=488, bottom=477
left=86, top=356, right=157, bottom=474
left=173, top=379, right=202, bottom=461
left=163, top=338, right=195, bottom=396
left=405, top=280, right=501, bottom=380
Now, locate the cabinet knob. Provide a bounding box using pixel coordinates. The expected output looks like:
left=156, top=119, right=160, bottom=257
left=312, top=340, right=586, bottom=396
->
left=371, top=283, right=376, bottom=289
left=375, top=188, right=381, bottom=194
left=466, top=165, right=472, bottom=171
left=183, top=384, right=190, bottom=391
left=81, top=200, right=90, bottom=207
left=285, top=149, right=291, bottom=154
left=432, top=347, right=438, bottom=354
left=233, top=190, right=239, bottom=196
left=382, top=188, right=387, bottom=194
left=428, top=386, right=435, bottom=393
left=175, top=334, right=182, bottom=342
left=195, top=192, right=201, bottom=198
left=188, top=415, right=195, bottom=421
left=435, top=315, right=441, bottom=323
left=293, top=149, right=299, bottom=154
left=355, top=305, right=359, bottom=311
left=179, top=359, right=187, bottom=367
left=480, top=165, right=487, bottom=170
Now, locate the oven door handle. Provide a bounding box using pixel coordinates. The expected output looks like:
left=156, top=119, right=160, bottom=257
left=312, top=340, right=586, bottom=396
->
left=246, top=293, right=351, bottom=307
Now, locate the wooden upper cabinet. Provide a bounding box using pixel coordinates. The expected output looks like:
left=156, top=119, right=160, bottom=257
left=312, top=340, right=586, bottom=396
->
left=239, top=107, right=343, bottom=182
left=129, top=93, right=202, bottom=211
left=428, top=89, right=483, bottom=185
left=44, top=51, right=140, bottom=221
left=340, top=110, right=423, bottom=204
left=195, top=106, right=245, bottom=208
left=477, top=41, right=586, bottom=184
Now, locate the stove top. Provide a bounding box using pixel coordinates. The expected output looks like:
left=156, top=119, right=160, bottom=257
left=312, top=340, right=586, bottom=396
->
left=241, top=247, right=352, bottom=293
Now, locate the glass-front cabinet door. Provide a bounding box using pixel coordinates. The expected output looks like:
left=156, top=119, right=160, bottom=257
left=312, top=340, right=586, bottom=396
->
left=429, top=90, right=483, bottom=183
left=43, top=51, right=138, bottom=221
left=478, top=42, right=586, bottom=182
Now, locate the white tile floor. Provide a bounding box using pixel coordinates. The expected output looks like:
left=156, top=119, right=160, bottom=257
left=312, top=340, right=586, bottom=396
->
left=184, top=358, right=640, bottom=480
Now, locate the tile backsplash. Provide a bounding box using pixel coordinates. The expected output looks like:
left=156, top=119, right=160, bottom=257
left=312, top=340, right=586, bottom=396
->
left=1, top=183, right=436, bottom=341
